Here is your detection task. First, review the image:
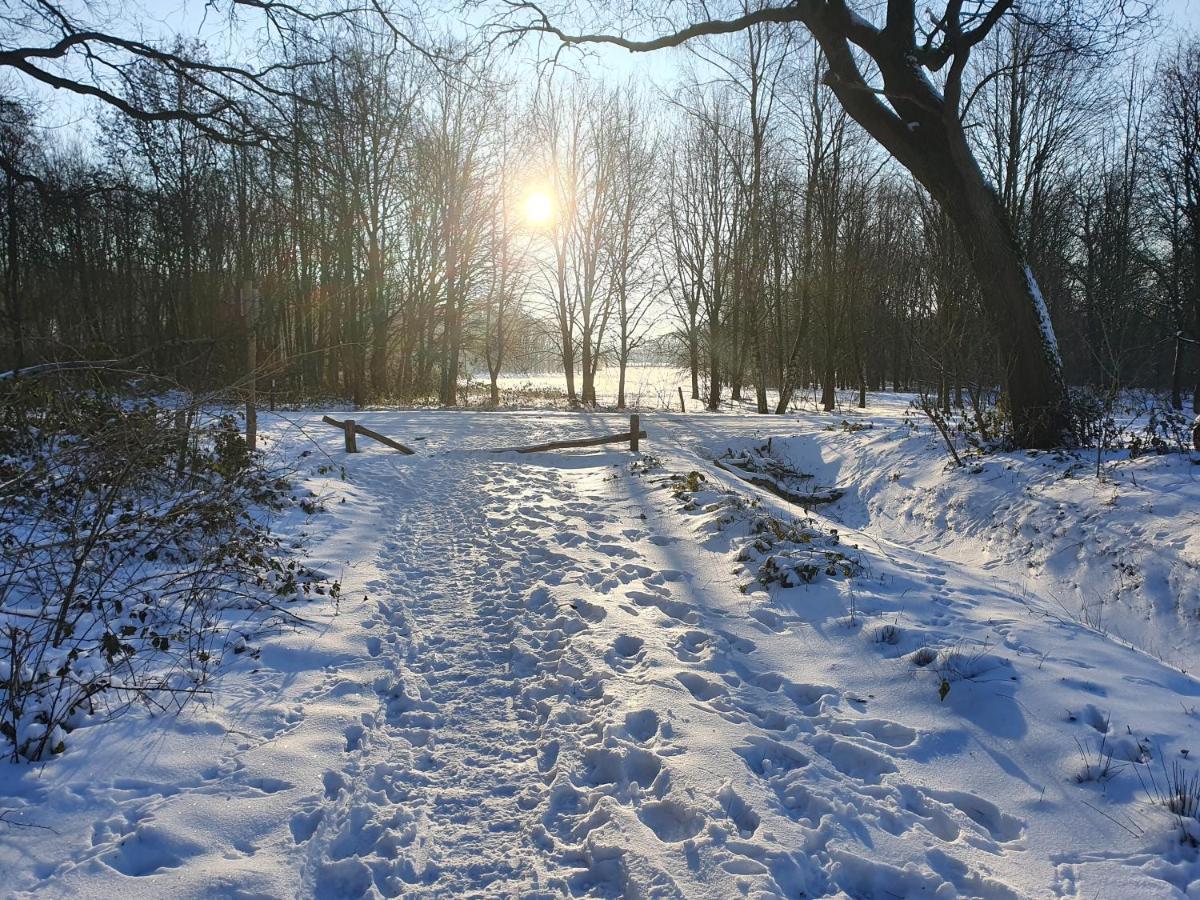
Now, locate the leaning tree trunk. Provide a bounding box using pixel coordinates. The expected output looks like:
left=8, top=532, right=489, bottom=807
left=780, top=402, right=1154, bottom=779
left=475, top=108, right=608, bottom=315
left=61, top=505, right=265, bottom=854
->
left=808, top=19, right=1069, bottom=448
left=535, top=2, right=1071, bottom=447
left=934, top=166, right=1066, bottom=447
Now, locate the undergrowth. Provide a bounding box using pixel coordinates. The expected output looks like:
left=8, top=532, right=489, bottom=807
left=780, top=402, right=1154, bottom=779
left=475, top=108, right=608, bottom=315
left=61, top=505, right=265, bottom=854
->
left=0, top=381, right=334, bottom=762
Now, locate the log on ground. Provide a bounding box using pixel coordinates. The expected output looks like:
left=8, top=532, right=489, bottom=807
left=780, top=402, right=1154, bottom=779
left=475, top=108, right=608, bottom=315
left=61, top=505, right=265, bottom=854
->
left=489, top=430, right=647, bottom=454
left=714, top=458, right=844, bottom=507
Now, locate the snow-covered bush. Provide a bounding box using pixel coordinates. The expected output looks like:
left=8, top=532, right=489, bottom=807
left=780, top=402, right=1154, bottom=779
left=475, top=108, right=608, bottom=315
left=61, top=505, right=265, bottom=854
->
left=737, top=515, right=863, bottom=587
left=0, top=382, right=334, bottom=761
left=1128, top=406, right=1196, bottom=457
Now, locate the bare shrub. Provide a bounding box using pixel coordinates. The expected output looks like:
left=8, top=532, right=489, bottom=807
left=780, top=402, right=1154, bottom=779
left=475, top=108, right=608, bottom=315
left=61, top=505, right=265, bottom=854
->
left=0, top=381, right=333, bottom=761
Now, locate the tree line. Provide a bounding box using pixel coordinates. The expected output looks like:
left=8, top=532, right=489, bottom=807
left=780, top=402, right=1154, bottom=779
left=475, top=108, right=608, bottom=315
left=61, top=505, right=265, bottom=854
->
left=1, top=6, right=1197, bottom=442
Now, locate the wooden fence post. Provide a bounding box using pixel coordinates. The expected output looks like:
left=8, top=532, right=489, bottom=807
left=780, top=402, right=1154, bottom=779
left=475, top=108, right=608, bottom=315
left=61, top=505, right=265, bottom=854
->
left=344, top=418, right=358, bottom=453
left=678, top=386, right=686, bottom=412
left=630, top=414, right=640, bottom=452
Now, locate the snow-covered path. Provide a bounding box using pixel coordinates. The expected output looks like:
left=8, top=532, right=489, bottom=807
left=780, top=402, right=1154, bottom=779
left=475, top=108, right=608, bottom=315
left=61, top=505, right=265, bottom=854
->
left=293, top=432, right=771, bottom=897
left=300, top=458, right=558, bottom=894
left=3, top=407, right=1200, bottom=898
left=296, top=452, right=661, bottom=896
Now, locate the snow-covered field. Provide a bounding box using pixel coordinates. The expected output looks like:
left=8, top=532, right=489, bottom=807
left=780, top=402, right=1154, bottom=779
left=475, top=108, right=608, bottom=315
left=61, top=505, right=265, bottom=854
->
left=482, top=366, right=692, bottom=409
left=2, top=396, right=1200, bottom=897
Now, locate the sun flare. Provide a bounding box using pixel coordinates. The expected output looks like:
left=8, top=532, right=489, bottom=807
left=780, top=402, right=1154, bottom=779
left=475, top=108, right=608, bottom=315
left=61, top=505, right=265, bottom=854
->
left=523, top=189, right=554, bottom=226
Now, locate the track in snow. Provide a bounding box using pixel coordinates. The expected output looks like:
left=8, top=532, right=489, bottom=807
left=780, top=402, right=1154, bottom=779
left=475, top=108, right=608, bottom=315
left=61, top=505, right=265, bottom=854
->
left=295, top=453, right=672, bottom=896
left=13, top=409, right=1196, bottom=897
left=286, top=427, right=1031, bottom=898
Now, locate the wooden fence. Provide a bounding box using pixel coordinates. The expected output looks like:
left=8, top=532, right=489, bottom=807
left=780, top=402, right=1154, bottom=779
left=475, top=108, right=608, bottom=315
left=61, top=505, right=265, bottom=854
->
left=322, top=416, right=415, bottom=454
left=321, top=414, right=645, bottom=456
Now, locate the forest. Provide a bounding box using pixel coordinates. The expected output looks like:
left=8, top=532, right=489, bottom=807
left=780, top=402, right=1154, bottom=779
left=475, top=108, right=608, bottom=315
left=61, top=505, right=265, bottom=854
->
left=2, top=1, right=1197, bottom=448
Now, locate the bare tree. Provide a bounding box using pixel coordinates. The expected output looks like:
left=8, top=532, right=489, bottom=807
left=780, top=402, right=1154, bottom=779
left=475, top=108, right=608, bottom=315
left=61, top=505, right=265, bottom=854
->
left=1152, top=40, right=1200, bottom=412
left=664, top=128, right=709, bottom=402
left=606, top=90, right=659, bottom=409
left=480, top=98, right=534, bottom=406
left=430, top=60, right=492, bottom=406
left=0, top=0, right=386, bottom=176
left=498, top=0, right=1148, bottom=446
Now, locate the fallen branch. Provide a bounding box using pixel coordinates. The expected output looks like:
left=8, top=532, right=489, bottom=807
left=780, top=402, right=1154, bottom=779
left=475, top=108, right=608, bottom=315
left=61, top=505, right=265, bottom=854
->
left=715, top=458, right=844, bottom=507
left=0, top=359, right=123, bottom=380
left=489, top=430, right=646, bottom=454
left=915, top=395, right=964, bottom=467
left=321, top=416, right=415, bottom=455
left=0, top=340, right=216, bottom=381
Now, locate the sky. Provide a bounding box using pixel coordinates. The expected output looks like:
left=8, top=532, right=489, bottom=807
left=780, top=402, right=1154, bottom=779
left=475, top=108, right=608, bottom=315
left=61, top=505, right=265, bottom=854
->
left=11, top=0, right=1200, bottom=141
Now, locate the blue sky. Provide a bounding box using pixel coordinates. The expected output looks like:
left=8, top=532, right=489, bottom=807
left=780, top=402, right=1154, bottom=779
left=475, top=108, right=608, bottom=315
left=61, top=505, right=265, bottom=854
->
left=13, top=0, right=1200, bottom=136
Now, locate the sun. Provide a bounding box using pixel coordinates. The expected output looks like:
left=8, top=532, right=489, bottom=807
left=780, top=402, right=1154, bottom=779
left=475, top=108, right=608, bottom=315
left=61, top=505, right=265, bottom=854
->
left=523, top=189, right=554, bottom=226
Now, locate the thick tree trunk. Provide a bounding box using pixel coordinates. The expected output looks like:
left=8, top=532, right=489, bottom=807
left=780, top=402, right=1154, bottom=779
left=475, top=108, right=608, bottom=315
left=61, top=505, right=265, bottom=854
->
left=707, top=320, right=721, bottom=411
left=938, top=174, right=1065, bottom=446
left=753, top=332, right=769, bottom=414
left=581, top=330, right=595, bottom=406
left=805, top=19, right=1069, bottom=448
left=438, top=293, right=458, bottom=407
left=559, top=319, right=577, bottom=404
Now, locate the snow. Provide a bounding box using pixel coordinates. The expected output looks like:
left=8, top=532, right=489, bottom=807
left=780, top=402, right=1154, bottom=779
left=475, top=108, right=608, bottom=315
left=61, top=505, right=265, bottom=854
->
left=1026, top=264, right=1062, bottom=364
left=2, top=395, right=1199, bottom=897
left=485, top=365, right=692, bottom=409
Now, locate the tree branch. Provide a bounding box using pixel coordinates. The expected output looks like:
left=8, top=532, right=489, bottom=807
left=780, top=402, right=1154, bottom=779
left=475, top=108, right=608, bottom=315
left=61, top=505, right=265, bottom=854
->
left=499, top=0, right=811, bottom=52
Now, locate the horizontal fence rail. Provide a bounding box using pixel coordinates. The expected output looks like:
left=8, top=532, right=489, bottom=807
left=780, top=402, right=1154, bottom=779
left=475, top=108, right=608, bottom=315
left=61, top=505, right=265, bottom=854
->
left=322, top=416, right=416, bottom=455
left=489, top=415, right=644, bottom=454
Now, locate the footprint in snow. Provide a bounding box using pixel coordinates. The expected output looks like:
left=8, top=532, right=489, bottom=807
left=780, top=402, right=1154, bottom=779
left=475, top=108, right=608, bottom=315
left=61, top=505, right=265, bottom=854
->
left=718, top=782, right=761, bottom=837
left=671, top=629, right=714, bottom=662
left=676, top=671, right=728, bottom=702
left=828, top=717, right=918, bottom=749
left=924, top=788, right=1024, bottom=843
left=578, top=746, right=662, bottom=789
left=748, top=607, right=791, bottom=634
left=608, top=634, right=645, bottom=664
left=638, top=799, right=706, bottom=842
left=743, top=704, right=791, bottom=732
left=811, top=734, right=898, bottom=783
left=715, top=629, right=756, bottom=654
left=623, top=709, right=661, bottom=743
